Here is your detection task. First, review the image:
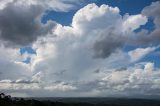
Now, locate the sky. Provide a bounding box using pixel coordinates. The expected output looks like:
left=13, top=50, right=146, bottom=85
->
left=0, top=0, right=160, bottom=98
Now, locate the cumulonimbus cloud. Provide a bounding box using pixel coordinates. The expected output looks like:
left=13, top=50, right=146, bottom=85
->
left=0, top=1, right=160, bottom=97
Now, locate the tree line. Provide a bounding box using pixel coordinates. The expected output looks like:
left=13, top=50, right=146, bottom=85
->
left=0, top=93, right=160, bottom=106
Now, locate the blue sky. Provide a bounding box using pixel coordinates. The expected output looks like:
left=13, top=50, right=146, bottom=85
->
left=0, top=0, right=160, bottom=98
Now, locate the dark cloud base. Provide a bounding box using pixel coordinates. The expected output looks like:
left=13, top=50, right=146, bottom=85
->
left=0, top=3, right=56, bottom=47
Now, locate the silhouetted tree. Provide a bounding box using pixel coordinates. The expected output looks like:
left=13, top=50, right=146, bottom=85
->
left=0, top=93, right=5, bottom=99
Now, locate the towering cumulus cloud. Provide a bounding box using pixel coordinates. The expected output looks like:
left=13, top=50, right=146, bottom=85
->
left=0, top=0, right=160, bottom=98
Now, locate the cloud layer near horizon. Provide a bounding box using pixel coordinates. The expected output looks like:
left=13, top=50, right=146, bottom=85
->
left=0, top=0, right=160, bottom=98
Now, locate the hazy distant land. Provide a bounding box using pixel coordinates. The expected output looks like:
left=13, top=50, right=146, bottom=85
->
left=1, top=93, right=160, bottom=106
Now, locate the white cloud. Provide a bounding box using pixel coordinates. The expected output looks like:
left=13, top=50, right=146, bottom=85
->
left=122, top=14, right=148, bottom=33
left=128, top=46, right=157, bottom=62
left=0, top=45, right=31, bottom=80
left=0, top=0, right=13, bottom=10
left=0, top=0, right=82, bottom=12
left=144, top=62, right=154, bottom=72
left=44, top=82, right=77, bottom=91
left=31, top=72, right=43, bottom=83
left=72, top=3, right=121, bottom=34
left=100, top=62, right=160, bottom=97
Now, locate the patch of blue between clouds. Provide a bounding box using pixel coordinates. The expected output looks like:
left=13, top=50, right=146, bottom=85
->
left=41, top=10, right=76, bottom=26
left=20, top=47, right=36, bottom=55
left=94, top=0, right=158, bottom=15
left=135, top=18, right=155, bottom=33
left=20, top=47, right=36, bottom=64
left=124, top=46, right=160, bottom=68
left=22, top=57, right=31, bottom=64
left=140, top=48, right=160, bottom=68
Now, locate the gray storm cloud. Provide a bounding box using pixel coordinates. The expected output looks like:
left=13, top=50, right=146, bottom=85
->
left=92, top=27, right=125, bottom=59
left=0, top=0, right=88, bottom=47
left=0, top=3, right=56, bottom=47
left=142, top=1, right=160, bottom=27
left=132, top=1, right=160, bottom=45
